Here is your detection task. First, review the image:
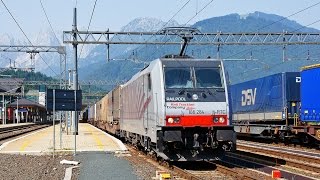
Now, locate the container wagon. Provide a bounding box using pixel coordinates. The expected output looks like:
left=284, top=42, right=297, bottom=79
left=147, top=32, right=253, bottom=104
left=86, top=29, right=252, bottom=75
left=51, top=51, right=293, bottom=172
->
left=295, top=64, right=320, bottom=143
left=230, top=72, right=301, bottom=139
left=88, top=104, right=96, bottom=125
left=105, top=86, right=121, bottom=135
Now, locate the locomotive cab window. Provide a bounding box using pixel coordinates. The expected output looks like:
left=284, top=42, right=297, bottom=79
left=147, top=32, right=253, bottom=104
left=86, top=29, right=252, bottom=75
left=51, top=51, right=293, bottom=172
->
left=194, top=68, right=222, bottom=88
left=164, top=68, right=193, bottom=88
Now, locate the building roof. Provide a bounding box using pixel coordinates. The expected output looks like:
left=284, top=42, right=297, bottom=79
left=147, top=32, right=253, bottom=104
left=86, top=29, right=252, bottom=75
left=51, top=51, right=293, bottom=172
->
left=0, top=78, right=24, bottom=93
left=7, top=98, right=46, bottom=109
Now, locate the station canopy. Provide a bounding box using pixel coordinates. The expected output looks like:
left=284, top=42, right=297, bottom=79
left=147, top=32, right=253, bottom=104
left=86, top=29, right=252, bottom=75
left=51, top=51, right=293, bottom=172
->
left=0, top=78, right=23, bottom=93
left=7, top=98, right=46, bottom=110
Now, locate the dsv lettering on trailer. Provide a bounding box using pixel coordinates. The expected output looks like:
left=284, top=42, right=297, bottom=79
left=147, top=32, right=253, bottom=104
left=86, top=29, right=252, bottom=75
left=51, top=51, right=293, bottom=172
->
left=166, top=97, right=186, bottom=102
left=241, top=88, right=257, bottom=106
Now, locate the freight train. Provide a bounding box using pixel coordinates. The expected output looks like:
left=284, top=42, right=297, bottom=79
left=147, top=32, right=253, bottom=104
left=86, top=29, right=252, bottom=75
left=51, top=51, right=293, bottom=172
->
left=231, top=64, right=320, bottom=145
left=88, top=56, right=236, bottom=161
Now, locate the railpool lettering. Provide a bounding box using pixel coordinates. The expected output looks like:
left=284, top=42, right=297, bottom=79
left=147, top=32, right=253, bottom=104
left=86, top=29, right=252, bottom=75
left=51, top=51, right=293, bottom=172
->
left=166, top=97, right=186, bottom=102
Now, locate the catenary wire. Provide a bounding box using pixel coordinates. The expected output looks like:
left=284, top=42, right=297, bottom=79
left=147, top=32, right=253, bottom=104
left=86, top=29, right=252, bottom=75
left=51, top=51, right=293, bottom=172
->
left=149, top=0, right=215, bottom=60
left=0, top=0, right=58, bottom=76
left=225, top=1, right=320, bottom=59
left=148, top=0, right=215, bottom=60
left=225, top=17, right=320, bottom=60
left=183, top=0, right=214, bottom=26
left=130, top=0, right=192, bottom=61
left=78, top=0, right=98, bottom=59
left=39, top=0, right=61, bottom=45
left=256, top=1, right=320, bottom=31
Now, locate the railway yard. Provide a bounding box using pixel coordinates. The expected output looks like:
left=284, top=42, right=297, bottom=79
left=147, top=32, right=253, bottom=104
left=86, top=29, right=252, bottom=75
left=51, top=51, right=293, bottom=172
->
left=0, top=122, right=319, bottom=180
left=2, top=1, right=320, bottom=179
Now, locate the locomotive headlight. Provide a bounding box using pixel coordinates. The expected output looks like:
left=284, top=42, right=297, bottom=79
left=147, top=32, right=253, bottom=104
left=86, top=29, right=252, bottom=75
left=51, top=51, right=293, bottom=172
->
left=213, top=117, right=219, bottom=123
left=167, top=117, right=174, bottom=123
left=219, top=117, right=225, bottom=123
left=192, top=94, right=198, bottom=100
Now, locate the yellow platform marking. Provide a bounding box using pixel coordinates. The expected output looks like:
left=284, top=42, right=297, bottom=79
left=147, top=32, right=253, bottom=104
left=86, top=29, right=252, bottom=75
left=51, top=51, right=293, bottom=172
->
left=19, top=127, right=50, bottom=151
left=84, top=125, right=104, bottom=150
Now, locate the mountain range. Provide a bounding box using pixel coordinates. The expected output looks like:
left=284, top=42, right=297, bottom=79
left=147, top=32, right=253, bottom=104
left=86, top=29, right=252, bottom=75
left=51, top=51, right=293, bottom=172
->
left=1, top=12, right=320, bottom=88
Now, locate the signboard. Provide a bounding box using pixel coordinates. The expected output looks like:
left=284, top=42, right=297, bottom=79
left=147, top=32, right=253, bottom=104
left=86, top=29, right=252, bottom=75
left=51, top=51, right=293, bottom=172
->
left=46, top=89, right=82, bottom=111
left=39, top=92, right=46, bottom=106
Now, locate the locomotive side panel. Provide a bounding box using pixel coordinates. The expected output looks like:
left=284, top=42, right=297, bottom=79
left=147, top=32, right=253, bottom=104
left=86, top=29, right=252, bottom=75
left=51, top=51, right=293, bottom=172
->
left=120, top=60, right=163, bottom=143
left=120, top=75, right=145, bottom=136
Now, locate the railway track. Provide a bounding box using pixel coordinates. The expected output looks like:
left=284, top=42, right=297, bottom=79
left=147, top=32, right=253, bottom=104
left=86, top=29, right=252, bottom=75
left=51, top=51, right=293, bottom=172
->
left=170, top=144, right=318, bottom=180
left=0, top=124, right=50, bottom=143
left=233, top=140, right=320, bottom=179
left=171, top=159, right=268, bottom=180
left=237, top=140, right=320, bottom=167
left=237, top=136, right=320, bottom=150
left=126, top=145, right=268, bottom=179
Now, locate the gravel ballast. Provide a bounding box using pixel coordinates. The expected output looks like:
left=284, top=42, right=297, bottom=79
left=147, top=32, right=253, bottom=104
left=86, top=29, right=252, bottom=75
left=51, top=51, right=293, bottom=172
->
left=0, top=154, right=78, bottom=180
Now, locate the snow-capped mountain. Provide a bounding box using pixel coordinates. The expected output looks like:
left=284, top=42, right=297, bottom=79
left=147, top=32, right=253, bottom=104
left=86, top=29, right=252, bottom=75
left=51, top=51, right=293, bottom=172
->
left=80, top=12, right=320, bottom=86
left=121, top=17, right=180, bottom=32
left=78, top=17, right=182, bottom=77
left=0, top=17, right=180, bottom=77
left=0, top=28, right=96, bottom=77
left=3, top=12, right=319, bottom=85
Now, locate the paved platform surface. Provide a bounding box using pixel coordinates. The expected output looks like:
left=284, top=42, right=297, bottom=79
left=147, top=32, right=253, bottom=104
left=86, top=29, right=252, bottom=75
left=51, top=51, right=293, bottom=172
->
left=0, top=123, right=34, bottom=129
left=76, top=152, right=138, bottom=180
left=0, top=123, right=127, bottom=154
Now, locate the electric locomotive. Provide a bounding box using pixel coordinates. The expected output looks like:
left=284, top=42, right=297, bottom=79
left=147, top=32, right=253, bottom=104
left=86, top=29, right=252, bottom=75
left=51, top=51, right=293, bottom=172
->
left=119, top=55, right=236, bottom=161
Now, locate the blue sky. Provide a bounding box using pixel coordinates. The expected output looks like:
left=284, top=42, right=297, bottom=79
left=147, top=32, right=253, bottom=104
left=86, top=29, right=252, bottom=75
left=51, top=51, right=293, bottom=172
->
left=1, top=0, right=320, bottom=39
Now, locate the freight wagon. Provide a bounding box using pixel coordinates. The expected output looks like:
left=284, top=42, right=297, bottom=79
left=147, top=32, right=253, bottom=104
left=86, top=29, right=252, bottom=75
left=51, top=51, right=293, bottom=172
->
left=231, top=70, right=320, bottom=145
left=88, top=86, right=122, bottom=135
left=296, top=64, right=320, bottom=142
left=231, top=72, right=301, bottom=139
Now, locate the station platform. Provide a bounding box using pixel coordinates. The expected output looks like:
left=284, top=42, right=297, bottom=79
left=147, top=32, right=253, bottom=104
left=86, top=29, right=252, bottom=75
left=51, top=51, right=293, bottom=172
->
left=0, top=123, right=127, bottom=154
left=0, top=123, right=34, bottom=129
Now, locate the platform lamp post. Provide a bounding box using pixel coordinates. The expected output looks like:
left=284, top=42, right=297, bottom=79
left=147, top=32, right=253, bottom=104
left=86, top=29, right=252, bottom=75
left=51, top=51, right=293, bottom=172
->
left=68, top=69, right=73, bottom=135
left=2, top=94, right=4, bottom=125
left=0, top=75, right=12, bottom=124
left=0, top=93, right=9, bottom=125
left=16, top=96, right=19, bottom=124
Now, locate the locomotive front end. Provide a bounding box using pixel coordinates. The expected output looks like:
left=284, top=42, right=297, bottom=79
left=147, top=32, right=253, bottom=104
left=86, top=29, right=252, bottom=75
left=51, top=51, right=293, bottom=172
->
left=157, top=59, right=236, bottom=160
